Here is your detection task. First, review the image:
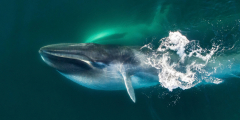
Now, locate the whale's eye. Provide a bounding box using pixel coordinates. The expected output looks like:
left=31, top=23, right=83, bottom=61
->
left=92, top=62, right=107, bottom=69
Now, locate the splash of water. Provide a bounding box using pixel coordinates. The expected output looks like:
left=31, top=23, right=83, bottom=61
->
left=141, top=31, right=223, bottom=91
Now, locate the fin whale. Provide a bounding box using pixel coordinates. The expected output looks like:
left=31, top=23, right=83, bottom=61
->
left=39, top=43, right=159, bottom=102
left=39, top=43, right=240, bottom=102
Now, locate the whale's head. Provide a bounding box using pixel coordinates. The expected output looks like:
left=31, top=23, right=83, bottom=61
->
left=39, top=43, right=139, bottom=74
left=39, top=43, right=110, bottom=74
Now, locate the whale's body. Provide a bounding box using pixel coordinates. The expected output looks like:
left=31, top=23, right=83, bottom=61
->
left=39, top=43, right=159, bottom=102
left=39, top=43, right=240, bottom=102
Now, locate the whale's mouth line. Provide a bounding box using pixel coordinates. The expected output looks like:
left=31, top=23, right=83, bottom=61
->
left=39, top=49, right=94, bottom=68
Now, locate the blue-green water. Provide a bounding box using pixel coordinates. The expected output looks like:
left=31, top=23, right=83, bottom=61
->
left=1, top=0, right=240, bottom=120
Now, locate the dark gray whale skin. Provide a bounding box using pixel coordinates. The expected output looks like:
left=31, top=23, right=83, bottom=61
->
left=39, top=43, right=159, bottom=102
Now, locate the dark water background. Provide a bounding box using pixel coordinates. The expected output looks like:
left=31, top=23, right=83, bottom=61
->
left=1, top=0, right=240, bottom=120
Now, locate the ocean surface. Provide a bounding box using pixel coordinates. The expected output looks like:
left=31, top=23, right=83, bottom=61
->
left=1, top=0, right=240, bottom=120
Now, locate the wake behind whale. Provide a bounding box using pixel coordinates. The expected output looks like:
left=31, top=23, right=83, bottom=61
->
left=142, top=32, right=240, bottom=91
left=39, top=32, right=240, bottom=102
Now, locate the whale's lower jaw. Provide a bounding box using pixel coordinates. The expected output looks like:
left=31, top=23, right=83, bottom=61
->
left=58, top=71, right=159, bottom=91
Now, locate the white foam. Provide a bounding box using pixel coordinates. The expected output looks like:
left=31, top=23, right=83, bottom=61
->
left=141, top=31, right=222, bottom=91
left=157, top=31, right=189, bottom=63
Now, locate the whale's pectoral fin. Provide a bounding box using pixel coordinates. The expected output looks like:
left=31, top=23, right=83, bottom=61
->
left=124, top=75, right=136, bottom=103
left=120, top=71, right=136, bottom=103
